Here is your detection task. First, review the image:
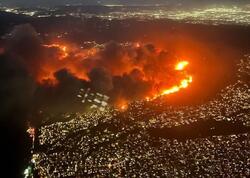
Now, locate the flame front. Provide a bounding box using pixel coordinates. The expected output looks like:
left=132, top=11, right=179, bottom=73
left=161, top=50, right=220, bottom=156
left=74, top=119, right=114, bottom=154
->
left=34, top=41, right=193, bottom=105
left=175, top=61, right=189, bottom=71
left=161, top=76, right=192, bottom=95
left=43, top=44, right=69, bottom=59
left=151, top=60, right=192, bottom=99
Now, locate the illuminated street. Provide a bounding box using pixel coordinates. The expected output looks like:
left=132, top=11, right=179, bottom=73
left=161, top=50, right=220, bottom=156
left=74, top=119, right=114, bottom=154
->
left=33, top=57, right=250, bottom=177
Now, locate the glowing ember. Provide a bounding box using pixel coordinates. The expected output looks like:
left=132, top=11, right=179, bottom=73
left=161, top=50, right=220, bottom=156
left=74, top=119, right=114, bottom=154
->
left=43, top=44, right=69, bottom=59
left=135, top=42, right=141, bottom=48
left=27, top=127, right=35, bottom=138
left=175, top=61, right=189, bottom=71
left=27, top=127, right=35, bottom=143
left=116, top=99, right=129, bottom=111
left=121, top=105, right=127, bottom=110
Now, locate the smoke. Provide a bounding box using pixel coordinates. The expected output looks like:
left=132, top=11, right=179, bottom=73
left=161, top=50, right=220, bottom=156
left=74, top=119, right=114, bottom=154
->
left=0, top=24, right=38, bottom=119
left=6, top=24, right=44, bottom=78
left=0, top=25, right=38, bottom=177
left=35, top=69, right=89, bottom=113
left=0, top=15, right=244, bottom=178
left=111, top=70, right=152, bottom=102
left=0, top=24, right=187, bottom=113
left=0, top=53, right=35, bottom=118
left=88, top=67, right=113, bottom=93
left=82, top=41, right=180, bottom=103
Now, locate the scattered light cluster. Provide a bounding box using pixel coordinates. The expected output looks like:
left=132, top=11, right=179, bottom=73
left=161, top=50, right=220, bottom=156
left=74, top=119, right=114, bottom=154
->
left=2, top=5, right=250, bottom=25
left=34, top=132, right=250, bottom=177
left=166, top=6, right=250, bottom=25
left=33, top=55, right=250, bottom=177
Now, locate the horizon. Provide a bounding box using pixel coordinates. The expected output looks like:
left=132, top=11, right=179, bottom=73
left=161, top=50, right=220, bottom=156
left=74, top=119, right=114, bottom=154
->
left=0, top=0, right=248, bottom=8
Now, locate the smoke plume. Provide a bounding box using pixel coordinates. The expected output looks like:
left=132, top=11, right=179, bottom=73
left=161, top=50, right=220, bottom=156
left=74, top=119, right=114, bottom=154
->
left=0, top=24, right=189, bottom=112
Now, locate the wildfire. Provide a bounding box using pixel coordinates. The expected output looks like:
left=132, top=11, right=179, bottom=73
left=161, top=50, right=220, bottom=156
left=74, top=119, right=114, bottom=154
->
left=160, top=76, right=192, bottom=95
left=38, top=43, right=90, bottom=84
left=175, top=61, right=189, bottom=71
left=151, top=60, right=193, bottom=99
left=36, top=41, right=193, bottom=105
left=115, top=98, right=129, bottom=111
left=43, top=44, right=69, bottom=59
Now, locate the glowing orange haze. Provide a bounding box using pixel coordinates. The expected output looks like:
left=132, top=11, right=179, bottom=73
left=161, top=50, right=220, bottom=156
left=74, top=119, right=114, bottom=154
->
left=175, top=61, right=189, bottom=71
left=38, top=43, right=92, bottom=84
left=120, top=61, right=192, bottom=110
left=38, top=43, right=193, bottom=107
left=149, top=60, right=192, bottom=100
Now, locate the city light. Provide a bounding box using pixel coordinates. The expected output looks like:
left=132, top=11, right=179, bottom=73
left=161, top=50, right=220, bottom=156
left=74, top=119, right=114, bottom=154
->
left=32, top=57, right=250, bottom=177
left=2, top=2, right=249, bottom=177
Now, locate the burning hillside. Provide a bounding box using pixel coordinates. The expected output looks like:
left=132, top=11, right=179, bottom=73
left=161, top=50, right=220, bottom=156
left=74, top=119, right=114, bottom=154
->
left=1, top=24, right=194, bottom=110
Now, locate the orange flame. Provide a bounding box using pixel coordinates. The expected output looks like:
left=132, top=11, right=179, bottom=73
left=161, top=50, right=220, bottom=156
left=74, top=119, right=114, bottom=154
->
left=43, top=44, right=69, bottom=59
left=115, top=98, right=129, bottom=111
left=150, top=60, right=192, bottom=100
left=37, top=42, right=192, bottom=103
left=160, top=76, right=192, bottom=95
left=175, top=61, right=189, bottom=71
left=37, top=43, right=92, bottom=84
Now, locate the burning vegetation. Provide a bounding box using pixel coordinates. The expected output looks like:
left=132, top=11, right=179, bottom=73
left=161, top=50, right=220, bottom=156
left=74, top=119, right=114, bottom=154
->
left=37, top=41, right=193, bottom=108
left=0, top=24, right=195, bottom=112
